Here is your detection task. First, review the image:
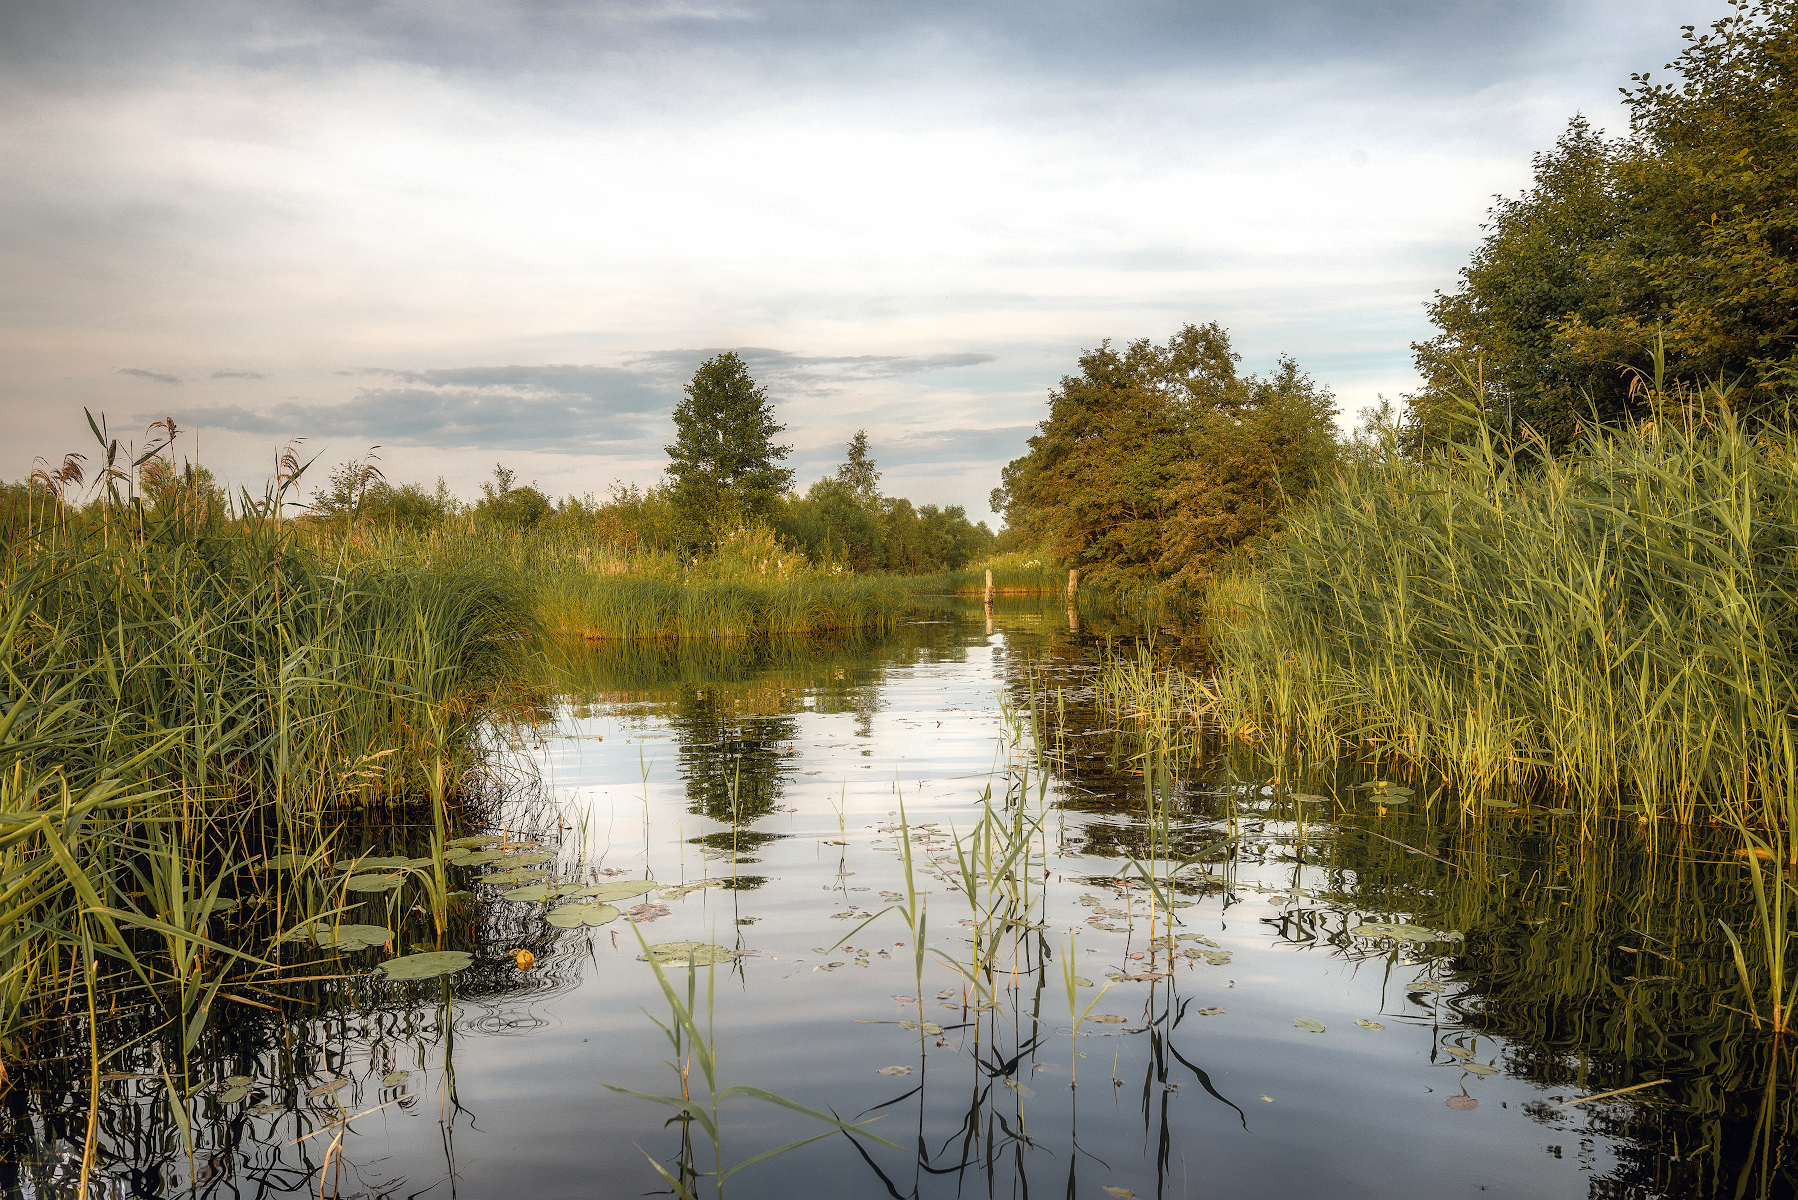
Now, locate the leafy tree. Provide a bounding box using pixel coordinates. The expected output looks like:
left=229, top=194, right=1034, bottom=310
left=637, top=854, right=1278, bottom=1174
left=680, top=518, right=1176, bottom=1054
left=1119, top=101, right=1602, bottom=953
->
left=140, top=457, right=226, bottom=519
left=665, top=353, right=794, bottom=545
left=996, top=323, right=1336, bottom=592
left=475, top=464, right=551, bottom=529
left=1411, top=0, right=1798, bottom=444
left=836, top=430, right=881, bottom=504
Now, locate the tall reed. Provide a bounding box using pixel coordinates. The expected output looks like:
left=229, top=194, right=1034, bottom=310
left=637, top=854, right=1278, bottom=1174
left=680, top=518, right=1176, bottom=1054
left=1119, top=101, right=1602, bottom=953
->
left=1212, top=400, right=1798, bottom=824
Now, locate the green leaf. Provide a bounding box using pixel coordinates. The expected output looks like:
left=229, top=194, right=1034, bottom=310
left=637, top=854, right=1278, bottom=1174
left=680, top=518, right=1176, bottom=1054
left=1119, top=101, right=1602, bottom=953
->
left=377, top=951, right=473, bottom=980
left=546, top=902, right=620, bottom=928
left=571, top=879, right=655, bottom=902
left=1293, top=1017, right=1326, bottom=1033
left=343, top=873, right=406, bottom=893
left=636, top=941, right=733, bottom=965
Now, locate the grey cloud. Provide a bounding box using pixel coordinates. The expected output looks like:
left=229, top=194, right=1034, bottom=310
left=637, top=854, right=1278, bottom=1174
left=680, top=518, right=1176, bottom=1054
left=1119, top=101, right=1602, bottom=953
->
left=211, top=369, right=265, bottom=380
left=878, top=424, right=1036, bottom=469
left=623, top=348, right=997, bottom=396
left=118, top=367, right=181, bottom=384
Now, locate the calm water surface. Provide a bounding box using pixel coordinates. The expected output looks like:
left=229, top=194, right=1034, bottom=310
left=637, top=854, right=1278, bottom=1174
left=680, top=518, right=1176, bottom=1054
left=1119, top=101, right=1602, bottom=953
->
left=23, top=598, right=1791, bottom=1199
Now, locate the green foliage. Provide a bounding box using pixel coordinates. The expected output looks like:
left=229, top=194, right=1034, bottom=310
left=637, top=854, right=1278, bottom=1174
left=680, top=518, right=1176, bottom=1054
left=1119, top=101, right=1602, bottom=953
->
left=666, top=353, right=794, bottom=545
left=1213, top=393, right=1798, bottom=823
left=779, top=432, right=996, bottom=573
left=474, top=464, right=552, bottom=530
left=995, top=322, right=1338, bottom=593
left=1412, top=0, right=1798, bottom=444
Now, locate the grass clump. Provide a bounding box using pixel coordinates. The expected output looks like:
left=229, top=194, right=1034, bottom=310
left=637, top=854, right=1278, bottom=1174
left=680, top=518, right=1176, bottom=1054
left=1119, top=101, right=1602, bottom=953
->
left=1211, top=399, right=1798, bottom=824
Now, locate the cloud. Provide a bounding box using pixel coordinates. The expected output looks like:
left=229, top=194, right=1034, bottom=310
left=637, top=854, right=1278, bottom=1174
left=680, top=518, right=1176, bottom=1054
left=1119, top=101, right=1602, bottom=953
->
left=211, top=369, right=264, bottom=380
left=623, top=348, right=998, bottom=396
left=879, top=425, right=1036, bottom=468
left=118, top=367, right=181, bottom=385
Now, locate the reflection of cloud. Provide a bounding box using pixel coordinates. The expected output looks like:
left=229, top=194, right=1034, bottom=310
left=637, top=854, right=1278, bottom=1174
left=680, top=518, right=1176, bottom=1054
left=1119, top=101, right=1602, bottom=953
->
left=211, top=369, right=264, bottom=380
left=119, top=367, right=181, bottom=385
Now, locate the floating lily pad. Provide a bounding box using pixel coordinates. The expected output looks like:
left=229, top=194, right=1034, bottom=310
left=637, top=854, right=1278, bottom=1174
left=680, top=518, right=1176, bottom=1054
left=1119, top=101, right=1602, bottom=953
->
left=1003, top=1078, right=1036, bottom=1098
left=899, top=1021, right=943, bottom=1035
left=1073, top=976, right=1094, bottom=986
left=1350, top=922, right=1462, bottom=943
left=1293, top=1017, right=1326, bottom=1033
left=336, top=855, right=413, bottom=871
left=378, top=950, right=473, bottom=980
left=250, top=1102, right=284, bottom=1115
left=1446, top=1094, right=1478, bottom=1110
left=660, top=879, right=724, bottom=900
left=878, top=1066, right=912, bottom=1075
left=218, top=1085, right=249, bottom=1103
left=501, top=882, right=574, bottom=902
left=1203, top=951, right=1233, bottom=965
left=261, top=853, right=308, bottom=871
left=381, top=1070, right=410, bottom=1087
left=637, top=941, right=733, bottom=965
left=225, top=1074, right=253, bottom=1085
left=313, top=924, right=393, bottom=952
left=1460, top=1062, right=1498, bottom=1076
left=1355, top=1019, right=1385, bottom=1030
left=545, top=902, right=621, bottom=928
left=1091, top=1014, right=1128, bottom=1024
left=1544, top=807, right=1576, bottom=815
left=453, top=850, right=508, bottom=867
left=306, top=1078, right=349, bottom=1098
left=572, top=879, right=655, bottom=903
left=343, top=873, right=406, bottom=893
left=1102, top=1189, right=1135, bottom=1199
left=504, top=852, right=556, bottom=867
left=446, top=835, right=499, bottom=848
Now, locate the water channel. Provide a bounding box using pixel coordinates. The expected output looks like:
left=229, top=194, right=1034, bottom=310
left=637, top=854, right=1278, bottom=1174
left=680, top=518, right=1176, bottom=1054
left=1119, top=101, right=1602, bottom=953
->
left=10, top=596, right=1793, bottom=1198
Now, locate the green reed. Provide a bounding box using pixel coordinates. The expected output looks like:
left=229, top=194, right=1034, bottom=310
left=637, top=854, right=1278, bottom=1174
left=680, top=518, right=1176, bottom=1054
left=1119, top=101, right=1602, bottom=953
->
left=1209, top=399, right=1798, bottom=825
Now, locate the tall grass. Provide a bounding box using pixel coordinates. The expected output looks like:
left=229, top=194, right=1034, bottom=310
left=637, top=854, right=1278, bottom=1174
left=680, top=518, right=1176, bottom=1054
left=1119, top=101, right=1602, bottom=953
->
left=1210, top=400, right=1798, bottom=826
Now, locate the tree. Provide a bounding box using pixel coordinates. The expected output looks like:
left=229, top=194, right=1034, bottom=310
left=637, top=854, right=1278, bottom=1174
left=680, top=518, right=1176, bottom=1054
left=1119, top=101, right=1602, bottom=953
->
left=475, top=464, right=551, bottom=529
left=835, top=430, right=881, bottom=504
left=665, top=353, right=793, bottom=545
left=992, top=323, right=1242, bottom=586
left=1410, top=0, right=1798, bottom=444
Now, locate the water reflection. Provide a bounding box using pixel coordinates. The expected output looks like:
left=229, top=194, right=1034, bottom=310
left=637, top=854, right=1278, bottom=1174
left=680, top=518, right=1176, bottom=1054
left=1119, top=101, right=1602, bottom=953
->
left=9, top=595, right=1798, bottom=1198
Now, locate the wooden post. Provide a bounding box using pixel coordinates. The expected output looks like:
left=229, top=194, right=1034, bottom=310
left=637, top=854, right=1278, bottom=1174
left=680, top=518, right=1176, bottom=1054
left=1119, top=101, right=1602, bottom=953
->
left=984, top=569, right=994, bottom=603
left=1067, top=569, right=1078, bottom=600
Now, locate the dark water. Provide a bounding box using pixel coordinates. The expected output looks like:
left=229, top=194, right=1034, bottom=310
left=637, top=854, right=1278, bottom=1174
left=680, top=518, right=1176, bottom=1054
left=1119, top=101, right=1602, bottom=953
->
left=12, top=596, right=1795, bottom=1198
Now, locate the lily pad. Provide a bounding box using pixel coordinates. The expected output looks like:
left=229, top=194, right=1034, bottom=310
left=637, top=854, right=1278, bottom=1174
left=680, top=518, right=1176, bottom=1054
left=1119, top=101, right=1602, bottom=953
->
left=501, top=882, right=574, bottom=902
left=306, top=1078, right=349, bottom=1098
left=1460, top=1062, right=1498, bottom=1076
left=378, top=950, right=474, bottom=980
left=878, top=1066, right=912, bottom=1075
left=1102, top=1189, right=1136, bottom=1199
left=637, top=941, right=733, bottom=965
left=503, top=852, right=556, bottom=867
left=1293, top=1017, right=1326, bottom=1033
left=1091, top=1014, right=1128, bottom=1024
left=336, top=855, right=413, bottom=871
left=483, top=868, right=550, bottom=886
left=313, top=924, right=393, bottom=952
left=381, top=1070, right=410, bottom=1087
left=261, top=853, right=309, bottom=871
left=545, top=902, right=621, bottom=928
left=218, top=1085, right=249, bottom=1103
left=453, top=850, right=509, bottom=867
left=661, top=879, right=724, bottom=900
left=571, top=879, right=656, bottom=903
left=1446, top=1094, right=1478, bottom=1110
left=343, top=873, right=406, bottom=893
left=446, top=835, right=499, bottom=848
left=1073, top=976, right=1094, bottom=986
left=899, top=1021, right=943, bottom=1034
left=225, top=1074, right=253, bottom=1085
left=1197, top=1007, right=1227, bottom=1016
left=1355, top=1019, right=1385, bottom=1030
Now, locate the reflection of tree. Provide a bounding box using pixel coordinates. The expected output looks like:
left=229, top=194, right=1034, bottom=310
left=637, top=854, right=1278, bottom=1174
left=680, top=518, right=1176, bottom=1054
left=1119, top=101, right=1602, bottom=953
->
left=665, top=687, right=800, bottom=824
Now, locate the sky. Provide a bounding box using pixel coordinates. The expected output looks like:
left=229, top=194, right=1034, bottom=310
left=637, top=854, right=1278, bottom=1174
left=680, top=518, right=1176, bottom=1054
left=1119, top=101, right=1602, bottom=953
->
left=0, top=0, right=1716, bottom=519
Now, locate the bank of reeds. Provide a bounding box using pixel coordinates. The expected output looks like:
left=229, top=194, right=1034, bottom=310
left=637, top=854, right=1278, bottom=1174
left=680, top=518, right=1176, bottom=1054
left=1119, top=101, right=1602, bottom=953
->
left=1210, top=398, right=1798, bottom=826
left=5, top=504, right=536, bottom=810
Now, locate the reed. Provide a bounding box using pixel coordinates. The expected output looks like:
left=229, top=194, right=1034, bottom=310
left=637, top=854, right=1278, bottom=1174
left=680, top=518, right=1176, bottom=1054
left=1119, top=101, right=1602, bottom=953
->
left=1210, top=396, right=1798, bottom=824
